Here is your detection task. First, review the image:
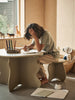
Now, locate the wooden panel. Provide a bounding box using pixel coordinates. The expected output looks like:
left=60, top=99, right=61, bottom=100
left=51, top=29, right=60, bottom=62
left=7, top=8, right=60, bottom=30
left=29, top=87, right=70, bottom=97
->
left=44, top=0, right=57, bottom=43
left=0, top=40, right=3, bottom=49
left=25, top=0, right=44, bottom=28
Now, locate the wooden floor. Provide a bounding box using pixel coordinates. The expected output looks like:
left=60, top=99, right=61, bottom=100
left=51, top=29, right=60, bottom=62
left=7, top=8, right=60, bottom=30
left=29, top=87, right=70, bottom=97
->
left=0, top=73, right=75, bottom=100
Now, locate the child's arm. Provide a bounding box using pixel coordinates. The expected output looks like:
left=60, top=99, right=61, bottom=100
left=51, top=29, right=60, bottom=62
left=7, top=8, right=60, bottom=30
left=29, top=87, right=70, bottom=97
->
left=34, top=36, right=44, bottom=51
left=29, top=28, right=44, bottom=52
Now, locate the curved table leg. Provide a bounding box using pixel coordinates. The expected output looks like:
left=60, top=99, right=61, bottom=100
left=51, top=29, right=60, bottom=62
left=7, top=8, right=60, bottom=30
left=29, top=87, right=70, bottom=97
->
left=8, top=56, right=41, bottom=92
left=8, top=58, right=20, bottom=92
left=0, top=58, right=9, bottom=84
left=19, top=56, right=41, bottom=88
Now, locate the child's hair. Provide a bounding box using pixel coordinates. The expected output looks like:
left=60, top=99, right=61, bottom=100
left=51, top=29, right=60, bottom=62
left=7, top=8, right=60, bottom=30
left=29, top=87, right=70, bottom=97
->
left=24, top=23, right=45, bottom=40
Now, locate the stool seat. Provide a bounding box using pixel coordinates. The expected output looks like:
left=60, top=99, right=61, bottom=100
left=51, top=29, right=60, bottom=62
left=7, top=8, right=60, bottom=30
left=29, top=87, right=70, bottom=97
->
left=54, top=58, right=66, bottom=63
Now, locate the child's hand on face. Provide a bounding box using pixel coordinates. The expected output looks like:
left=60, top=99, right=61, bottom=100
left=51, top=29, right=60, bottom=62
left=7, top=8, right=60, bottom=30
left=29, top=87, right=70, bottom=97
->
left=29, top=28, right=36, bottom=38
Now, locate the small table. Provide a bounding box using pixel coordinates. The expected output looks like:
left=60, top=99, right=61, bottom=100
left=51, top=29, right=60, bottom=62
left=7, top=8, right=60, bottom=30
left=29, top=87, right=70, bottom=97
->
left=0, top=49, right=43, bottom=92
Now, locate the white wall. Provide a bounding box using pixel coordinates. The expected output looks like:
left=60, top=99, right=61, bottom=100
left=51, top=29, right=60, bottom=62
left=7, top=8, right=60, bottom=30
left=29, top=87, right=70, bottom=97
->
left=57, top=0, right=75, bottom=51
left=72, top=0, right=75, bottom=49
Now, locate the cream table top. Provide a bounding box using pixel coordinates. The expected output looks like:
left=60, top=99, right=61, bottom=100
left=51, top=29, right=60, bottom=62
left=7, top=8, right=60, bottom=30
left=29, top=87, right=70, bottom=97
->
left=0, top=49, right=44, bottom=58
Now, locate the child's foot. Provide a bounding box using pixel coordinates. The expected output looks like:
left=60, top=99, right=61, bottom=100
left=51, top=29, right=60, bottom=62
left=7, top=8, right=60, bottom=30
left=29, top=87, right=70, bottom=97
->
left=41, top=79, right=48, bottom=85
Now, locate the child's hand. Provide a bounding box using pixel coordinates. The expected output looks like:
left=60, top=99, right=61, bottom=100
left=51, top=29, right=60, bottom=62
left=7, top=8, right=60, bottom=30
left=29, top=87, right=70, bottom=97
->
left=29, top=28, right=36, bottom=38
left=23, top=45, right=29, bottom=51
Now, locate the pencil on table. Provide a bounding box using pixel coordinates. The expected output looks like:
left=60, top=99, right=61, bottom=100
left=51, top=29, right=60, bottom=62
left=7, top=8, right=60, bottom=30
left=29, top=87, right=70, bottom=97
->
left=10, top=40, right=13, bottom=50
left=6, top=40, right=8, bottom=50
left=9, top=40, right=10, bottom=50
left=14, top=40, right=16, bottom=50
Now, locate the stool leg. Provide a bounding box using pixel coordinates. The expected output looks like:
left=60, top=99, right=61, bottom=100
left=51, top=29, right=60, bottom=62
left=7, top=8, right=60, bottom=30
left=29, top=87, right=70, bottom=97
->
left=54, top=63, right=66, bottom=81
left=48, top=63, right=55, bottom=82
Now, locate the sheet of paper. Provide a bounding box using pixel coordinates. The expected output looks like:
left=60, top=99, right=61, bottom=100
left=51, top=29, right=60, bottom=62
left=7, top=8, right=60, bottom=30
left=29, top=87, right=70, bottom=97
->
left=34, top=89, right=54, bottom=97
left=47, top=89, right=69, bottom=99
left=21, top=49, right=45, bottom=54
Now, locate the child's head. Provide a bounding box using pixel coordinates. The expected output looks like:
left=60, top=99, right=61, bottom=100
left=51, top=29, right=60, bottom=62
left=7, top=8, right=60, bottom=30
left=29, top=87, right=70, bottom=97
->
left=24, top=23, right=45, bottom=40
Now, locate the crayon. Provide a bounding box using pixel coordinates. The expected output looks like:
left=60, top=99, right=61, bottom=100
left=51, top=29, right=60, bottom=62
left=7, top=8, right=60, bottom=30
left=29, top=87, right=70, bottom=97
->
left=11, top=40, right=13, bottom=50
left=9, top=40, right=10, bottom=50
left=6, top=40, right=8, bottom=50
left=14, top=40, right=16, bottom=50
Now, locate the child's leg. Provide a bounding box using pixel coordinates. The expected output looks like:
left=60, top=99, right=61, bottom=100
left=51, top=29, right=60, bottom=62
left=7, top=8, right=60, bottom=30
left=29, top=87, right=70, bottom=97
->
left=37, top=54, right=56, bottom=85
left=37, top=64, right=48, bottom=84
left=37, top=64, right=47, bottom=79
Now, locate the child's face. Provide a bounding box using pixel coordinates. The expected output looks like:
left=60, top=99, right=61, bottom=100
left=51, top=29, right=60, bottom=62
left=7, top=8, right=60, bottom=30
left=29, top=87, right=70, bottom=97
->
left=29, top=28, right=35, bottom=35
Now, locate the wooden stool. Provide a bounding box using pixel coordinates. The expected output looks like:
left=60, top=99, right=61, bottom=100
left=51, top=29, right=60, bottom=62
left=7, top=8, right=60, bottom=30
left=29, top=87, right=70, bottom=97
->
left=48, top=59, right=66, bottom=82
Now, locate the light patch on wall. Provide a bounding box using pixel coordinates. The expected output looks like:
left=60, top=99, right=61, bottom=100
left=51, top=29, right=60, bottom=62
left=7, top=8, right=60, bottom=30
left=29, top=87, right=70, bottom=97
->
left=20, top=0, right=24, bottom=37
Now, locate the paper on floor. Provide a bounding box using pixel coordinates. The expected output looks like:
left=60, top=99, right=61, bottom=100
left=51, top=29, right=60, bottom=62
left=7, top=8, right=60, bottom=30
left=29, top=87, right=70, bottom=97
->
left=31, top=88, right=69, bottom=99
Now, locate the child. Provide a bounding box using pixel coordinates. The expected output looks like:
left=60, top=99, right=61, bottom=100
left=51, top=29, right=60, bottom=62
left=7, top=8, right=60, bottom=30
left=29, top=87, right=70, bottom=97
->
left=24, top=23, right=59, bottom=84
